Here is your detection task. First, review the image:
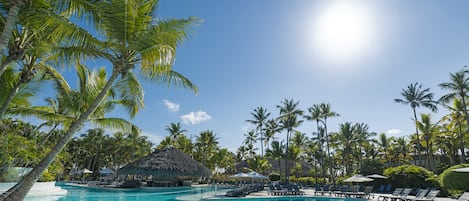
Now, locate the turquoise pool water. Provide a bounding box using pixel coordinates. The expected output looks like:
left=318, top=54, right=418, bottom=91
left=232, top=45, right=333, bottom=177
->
left=23, top=184, right=230, bottom=201
left=21, top=184, right=366, bottom=201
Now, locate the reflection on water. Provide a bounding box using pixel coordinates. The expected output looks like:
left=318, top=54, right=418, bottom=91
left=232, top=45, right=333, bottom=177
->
left=22, top=183, right=229, bottom=201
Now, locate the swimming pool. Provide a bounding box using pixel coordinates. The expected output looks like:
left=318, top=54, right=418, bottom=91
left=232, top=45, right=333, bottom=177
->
left=23, top=183, right=232, bottom=201
left=21, top=184, right=366, bottom=201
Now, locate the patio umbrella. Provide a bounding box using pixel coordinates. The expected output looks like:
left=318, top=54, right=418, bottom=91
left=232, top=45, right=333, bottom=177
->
left=344, top=174, right=374, bottom=192
left=366, top=174, right=387, bottom=179
left=247, top=171, right=268, bottom=180
left=99, top=168, right=114, bottom=175
left=74, top=168, right=93, bottom=174
left=344, top=174, right=374, bottom=183
left=229, top=172, right=251, bottom=179
left=452, top=167, right=469, bottom=172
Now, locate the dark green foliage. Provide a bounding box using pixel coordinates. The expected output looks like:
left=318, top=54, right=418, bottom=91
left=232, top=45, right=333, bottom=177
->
left=269, top=172, right=281, bottom=181
left=439, top=164, right=469, bottom=197
left=384, top=165, right=438, bottom=189
left=359, top=159, right=385, bottom=176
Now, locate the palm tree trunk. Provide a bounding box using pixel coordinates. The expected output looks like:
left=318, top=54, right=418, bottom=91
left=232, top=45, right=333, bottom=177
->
left=0, top=79, right=22, bottom=119
left=461, top=95, right=468, bottom=163
left=285, top=129, right=290, bottom=183
left=0, top=69, right=120, bottom=201
left=412, top=108, right=422, bottom=166
left=259, top=127, right=263, bottom=158
left=0, top=0, right=26, bottom=76
left=458, top=120, right=465, bottom=163
left=324, top=118, right=333, bottom=184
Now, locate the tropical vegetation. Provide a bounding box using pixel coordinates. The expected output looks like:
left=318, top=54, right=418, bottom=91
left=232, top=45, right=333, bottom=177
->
left=1, top=0, right=469, bottom=200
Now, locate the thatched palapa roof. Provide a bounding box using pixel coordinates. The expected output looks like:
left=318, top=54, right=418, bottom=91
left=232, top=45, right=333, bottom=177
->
left=118, top=147, right=211, bottom=179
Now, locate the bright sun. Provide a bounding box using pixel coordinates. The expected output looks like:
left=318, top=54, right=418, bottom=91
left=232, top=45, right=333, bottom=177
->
left=312, top=1, right=377, bottom=65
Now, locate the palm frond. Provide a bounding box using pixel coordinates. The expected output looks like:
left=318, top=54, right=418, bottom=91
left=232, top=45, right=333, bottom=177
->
left=115, top=71, right=144, bottom=117
left=90, top=117, right=140, bottom=135
left=140, top=70, right=198, bottom=93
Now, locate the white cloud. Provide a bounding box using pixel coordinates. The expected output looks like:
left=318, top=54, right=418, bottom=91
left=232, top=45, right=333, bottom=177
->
left=141, top=131, right=163, bottom=145
left=181, top=110, right=212, bottom=125
left=386, top=129, right=403, bottom=137
left=163, top=99, right=180, bottom=112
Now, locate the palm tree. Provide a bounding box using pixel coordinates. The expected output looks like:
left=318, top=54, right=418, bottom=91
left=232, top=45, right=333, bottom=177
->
left=263, top=118, right=280, bottom=151
left=304, top=104, right=325, bottom=172
left=0, top=0, right=100, bottom=118
left=333, top=122, right=355, bottom=175
left=441, top=99, right=466, bottom=163
left=194, top=130, right=219, bottom=169
left=376, top=133, right=394, bottom=167
left=394, top=82, right=437, bottom=166
left=1, top=1, right=200, bottom=199
left=165, top=122, right=186, bottom=146
left=0, top=0, right=28, bottom=71
left=265, top=140, right=285, bottom=176
left=417, top=113, right=438, bottom=170
left=243, top=129, right=258, bottom=158
left=246, top=106, right=270, bottom=158
left=439, top=69, right=469, bottom=163
left=319, top=102, right=339, bottom=182
left=276, top=98, right=303, bottom=183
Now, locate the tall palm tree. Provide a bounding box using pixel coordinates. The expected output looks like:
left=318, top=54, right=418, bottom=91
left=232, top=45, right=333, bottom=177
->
left=165, top=122, right=186, bottom=146
left=276, top=98, right=303, bottom=183
left=246, top=106, right=270, bottom=158
left=441, top=99, right=466, bottom=163
left=0, top=0, right=100, bottom=118
left=1, top=1, right=200, bottom=199
left=265, top=140, right=285, bottom=176
left=319, top=102, right=339, bottom=182
left=243, top=129, right=258, bottom=158
left=304, top=104, right=325, bottom=173
left=376, top=133, right=394, bottom=166
left=0, top=0, right=28, bottom=71
left=194, top=130, right=219, bottom=169
left=394, top=82, right=437, bottom=166
left=333, top=122, right=355, bottom=175
left=417, top=113, right=438, bottom=170
left=439, top=69, right=469, bottom=163
left=264, top=118, right=280, bottom=151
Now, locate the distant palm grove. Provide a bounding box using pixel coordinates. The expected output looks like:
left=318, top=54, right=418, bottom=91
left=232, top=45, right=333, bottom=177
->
left=0, top=0, right=468, bottom=200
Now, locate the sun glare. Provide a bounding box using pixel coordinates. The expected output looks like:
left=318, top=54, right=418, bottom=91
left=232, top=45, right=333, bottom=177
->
left=311, top=1, right=377, bottom=66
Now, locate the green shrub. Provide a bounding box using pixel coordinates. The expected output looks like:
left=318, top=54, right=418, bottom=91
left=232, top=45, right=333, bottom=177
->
left=269, top=172, right=281, bottom=181
left=384, top=165, right=438, bottom=189
left=439, top=164, right=469, bottom=197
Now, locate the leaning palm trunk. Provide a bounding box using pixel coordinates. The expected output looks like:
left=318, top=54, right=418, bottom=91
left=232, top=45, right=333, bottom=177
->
left=0, top=70, right=119, bottom=201
left=0, top=79, right=22, bottom=119
left=0, top=0, right=27, bottom=76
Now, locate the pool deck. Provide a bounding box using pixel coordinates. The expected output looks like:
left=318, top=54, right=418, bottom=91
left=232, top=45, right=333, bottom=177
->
left=199, top=188, right=458, bottom=201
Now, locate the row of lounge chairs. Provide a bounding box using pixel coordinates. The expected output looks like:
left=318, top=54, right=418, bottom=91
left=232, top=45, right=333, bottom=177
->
left=314, top=185, right=373, bottom=199
left=267, top=184, right=305, bottom=196
left=378, top=188, right=440, bottom=201
left=225, top=184, right=264, bottom=197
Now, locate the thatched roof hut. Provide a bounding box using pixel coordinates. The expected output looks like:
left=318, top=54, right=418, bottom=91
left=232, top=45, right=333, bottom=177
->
left=118, top=147, right=211, bottom=180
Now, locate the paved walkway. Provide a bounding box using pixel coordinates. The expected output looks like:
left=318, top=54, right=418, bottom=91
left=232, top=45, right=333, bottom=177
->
left=200, top=188, right=459, bottom=201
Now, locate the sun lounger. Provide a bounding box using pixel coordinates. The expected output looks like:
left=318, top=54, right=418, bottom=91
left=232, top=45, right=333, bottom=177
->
left=293, top=185, right=305, bottom=195
left=458, top=192, right=469, bottom=201
left=379, top=188, right=412, bottom=201
left=314, top=184, right=331, bottom=196
left=406, top=190, right=439, bottom=201
left=378, top=188, right=404, bottom=201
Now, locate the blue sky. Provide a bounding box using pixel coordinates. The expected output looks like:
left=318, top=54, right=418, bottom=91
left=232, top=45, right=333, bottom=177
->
left=75, top=1, right=469, bottom=152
